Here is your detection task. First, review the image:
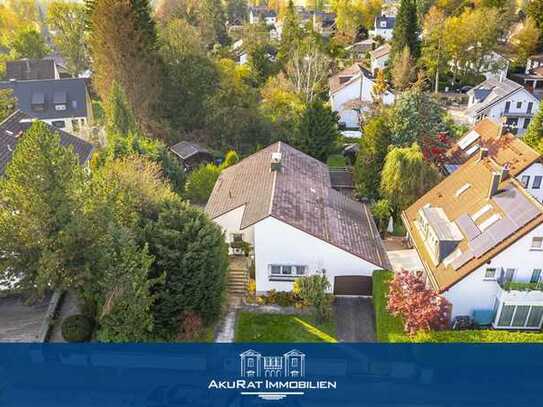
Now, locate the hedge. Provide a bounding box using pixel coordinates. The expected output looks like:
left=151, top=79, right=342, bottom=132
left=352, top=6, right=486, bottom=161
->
left=372, top=270, right=543, bottom=343
left=61, top=314, right=94, bottom=342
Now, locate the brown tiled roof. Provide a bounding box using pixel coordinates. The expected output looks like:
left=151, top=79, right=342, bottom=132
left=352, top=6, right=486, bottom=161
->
left=446, top=118, right=540, bottom=176
left=0, top=111, right=94, bottom=175
left=206, top=142, right=391, bottom=269
left=403, top=156, right=543, bottom=292
left=329, top=64, right=362, bottom=94
left=370, top=43, right=391, bottom=60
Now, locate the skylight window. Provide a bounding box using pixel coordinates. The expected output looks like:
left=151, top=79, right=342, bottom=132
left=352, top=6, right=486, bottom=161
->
left=472, top=204, right=492, bottom=222
left=465, top=144, right=480, bottom=157
left=455, top=183, right=471, bottom=197
left=479, top=213, right=501, bottom=231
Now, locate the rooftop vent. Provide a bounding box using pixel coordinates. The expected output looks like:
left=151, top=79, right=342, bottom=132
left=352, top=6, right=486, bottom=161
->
left=479, top=147, right=489, bottom=161
left=500, top=163, right=510, bottom=183
left=271, top=152, right=282, bottom=172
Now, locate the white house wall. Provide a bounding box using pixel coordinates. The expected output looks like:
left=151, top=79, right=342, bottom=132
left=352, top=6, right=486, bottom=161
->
left=518, top=163, right=543, bottom=203
left=443, top=223, right=543, bottom=318
left=253, top=217, right=383, bottom=294
left=212, top=205, right=255, bottom=245
left=330, top=77, right=362, bottom=129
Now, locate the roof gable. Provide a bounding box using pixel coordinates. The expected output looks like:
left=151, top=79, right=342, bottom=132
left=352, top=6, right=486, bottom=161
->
left=206, top=142, right=390, bottom=269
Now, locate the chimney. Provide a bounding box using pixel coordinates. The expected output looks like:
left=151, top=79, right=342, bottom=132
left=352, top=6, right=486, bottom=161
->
left=479, top=148, right=489, bottom=161
left=271, top=152, right=282, bottom=172
left=500, top=163, right=510, bottom=182
left=489, top=172, right=501, bottom=198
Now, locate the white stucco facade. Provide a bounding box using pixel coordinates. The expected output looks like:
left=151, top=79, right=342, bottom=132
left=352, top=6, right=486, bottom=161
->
left=330, top=74, right=395, bottom=129
left=253, top=217, right=382, bottom=294
left=468, top=88, right=539, bottom=135
left=517, top=163, right=543, bottom=203
left=212, top=207, right=384, bottom=295
left=443, top=223, right=543, bottom=325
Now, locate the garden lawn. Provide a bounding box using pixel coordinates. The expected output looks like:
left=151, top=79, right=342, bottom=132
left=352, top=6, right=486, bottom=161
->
left=235, top=312, right=337, bottom=343
left=373, top=270, right=543, bottom=343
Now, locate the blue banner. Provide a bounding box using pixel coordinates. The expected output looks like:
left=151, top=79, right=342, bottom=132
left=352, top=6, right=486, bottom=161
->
left=0, top=344, right=541, bottom=406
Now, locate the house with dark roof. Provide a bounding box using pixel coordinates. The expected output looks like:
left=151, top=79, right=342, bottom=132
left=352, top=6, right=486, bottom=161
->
left=512, top=53, right=543, bottom=100
left=0, top=111, right=94, bottom=175
left=205, top=142, right=390, bottom=296
left=370, top=15, right=395, bottom=40
left=6, top=59, right=59, bottom=81
left=443, top=118, right=543, bottom=203
left=464, top=77, right=539, bottom=135
left=329, top=63, right=394, bottom=129
left=402, top=140, right=543, bottom=329
left=249, top=6, right=277, bottom=25
left=0, top=78, right=93, bottom=138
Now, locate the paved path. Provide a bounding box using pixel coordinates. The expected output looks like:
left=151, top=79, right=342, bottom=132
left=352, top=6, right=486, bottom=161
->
left=214, top=297, right=241, bottom=343
left=334, top=297, right=376, bottom=342
left=387, top=249, right=424, bottom=273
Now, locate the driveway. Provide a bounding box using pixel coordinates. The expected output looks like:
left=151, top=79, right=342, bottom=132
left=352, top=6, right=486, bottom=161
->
left=334, top=297, right=376, bottom=342
left=387, top=249, right=424, bottom=273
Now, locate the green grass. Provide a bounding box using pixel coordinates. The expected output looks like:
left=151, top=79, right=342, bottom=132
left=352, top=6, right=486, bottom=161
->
left=373, top=270, right=543, bottom=343
left=372, top=270, right=408, bottom=342
left=235, top=312, right=337, bottom=343
left=326, top=154, right=347, bottom=168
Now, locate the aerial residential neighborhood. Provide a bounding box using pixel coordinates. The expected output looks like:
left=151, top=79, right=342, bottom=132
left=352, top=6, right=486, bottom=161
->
left=1, top=0, right=543, bottom=347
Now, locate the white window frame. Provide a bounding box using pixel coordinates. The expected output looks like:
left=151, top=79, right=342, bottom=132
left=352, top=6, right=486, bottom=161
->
left=531, top=237, right=543, bottom=251
left=484, top=268, right=497, bottom=280
left=494, top=302, right=543, bottom=330
left=268, top=264, right=307, bottom=281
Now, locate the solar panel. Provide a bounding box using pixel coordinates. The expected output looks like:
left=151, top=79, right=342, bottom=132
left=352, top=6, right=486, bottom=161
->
left=493, top=185, right=539, bottom=228
left=451, top=249, right=474, bottom=270
left=485, top=217, right=516, bottom=244
left=470, top=232, right=495, bottom=258
left=455, top=214, right=481, bottom=240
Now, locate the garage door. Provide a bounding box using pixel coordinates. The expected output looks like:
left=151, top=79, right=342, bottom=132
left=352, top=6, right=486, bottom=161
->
left=334, top=276, right=372, bottom=296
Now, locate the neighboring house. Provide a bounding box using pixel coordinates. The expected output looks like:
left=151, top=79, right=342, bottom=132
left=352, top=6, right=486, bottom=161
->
left=0, top=110, right=94, bottom=175
left=169, top=141, right=214, bottom=171
left=369, top=44, right=391, bottom=75
left=205, top=142, right=390, bottom=296
left=329, top=63, right=395, bottom=129
left=514, top=54, right=543, bottom=99
left=464, top=77, right=539, bottom=135
left=249, top=6, right=277, bottom=26
left=450, top=51, right=509, bottom=81
left=369, top=15, right=395, bottom=40
left=5, top=59, right=59, bottom=81
left=0, top=78, right=93, bottom=138
left=346, top=39, right=377, bottom=60
left=402, top=147, right=543, bottom=330
left=443, top=118, right=543, bottom=203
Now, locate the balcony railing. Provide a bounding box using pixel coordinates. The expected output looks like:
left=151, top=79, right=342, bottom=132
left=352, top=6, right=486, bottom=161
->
left=499, top=280, right=543, bottom=292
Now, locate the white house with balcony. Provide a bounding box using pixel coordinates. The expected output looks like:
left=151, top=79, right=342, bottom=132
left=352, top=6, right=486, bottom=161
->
left=369, top=15, right=395, bottom=40
left=464, top=77, right=539, bottom=135
left=329, top=63, right=395, bottom=129
left=403, top=147, right=543, bottom=330
left=205, top=142, right=390, bottom=296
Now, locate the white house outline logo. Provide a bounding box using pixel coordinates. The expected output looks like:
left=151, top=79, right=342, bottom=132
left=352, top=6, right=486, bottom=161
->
left=240, top=349, right=305, bottom=379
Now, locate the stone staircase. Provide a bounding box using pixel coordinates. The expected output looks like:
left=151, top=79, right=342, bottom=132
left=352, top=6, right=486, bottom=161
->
left=228, top=257, right=249, bottom=297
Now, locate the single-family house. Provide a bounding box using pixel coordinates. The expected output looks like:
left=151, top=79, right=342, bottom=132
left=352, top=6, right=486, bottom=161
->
left=249, top=6, right=277, bottom=26
left=402, top=147, right=543, bottom=330
left=205, top=142, right=390, bottom=296
left=369, top=16, right=395, bottom=40
left=514, top=53, right=543, bottom=99
left=450, top=51, right=509, bottom=81
left=443, top=118, right=543, bottom=203
left=169, top=141, right=214, bottom=171
left=369, top=44, right=391, bottom=75
left=5, top=59, right=59, bottom=81
left=0, top=110, right=94, bottom=175
left=329, top=63, right=395, bottom=129
left=464, top=77, right=539, bottom=135
left=0, top=78, right=93, bottom=138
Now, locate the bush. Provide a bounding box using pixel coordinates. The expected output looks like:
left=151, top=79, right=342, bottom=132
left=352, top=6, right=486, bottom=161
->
left=183, top=163, right=221, bottom=204
left=61, top=314, right=94, bottom=342
left=258, top=289, right=300, bottom=307
left=176, top=311, right=203, bottom=341
left=295, top=272, right=333, bottom=323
